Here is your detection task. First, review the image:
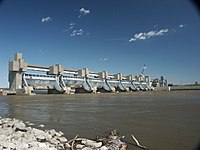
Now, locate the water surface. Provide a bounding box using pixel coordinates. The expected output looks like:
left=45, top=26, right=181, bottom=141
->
left=0, top=91, right=200, bottom=150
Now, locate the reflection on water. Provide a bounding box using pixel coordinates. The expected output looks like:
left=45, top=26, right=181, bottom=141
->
left=0, top=91, right=200, bottom=150
left=0, top=101, right=9, bottom=117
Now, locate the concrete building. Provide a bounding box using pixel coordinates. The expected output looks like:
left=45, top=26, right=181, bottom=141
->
left=8, top=53, right=157, bottom=95
left=152, top=76, right=167, bottom=87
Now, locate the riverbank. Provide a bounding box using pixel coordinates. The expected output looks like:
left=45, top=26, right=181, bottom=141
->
left=155, top=85, right=200, bottom=91
left=0, top=117, right=128, bottom=150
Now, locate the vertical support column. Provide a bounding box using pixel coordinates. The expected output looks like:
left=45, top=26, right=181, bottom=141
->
left=49, top=64, right=64, bottom=75
left=98, top=71, right=114, bottom=92
left=114, top=73, right=127, bottom=91
left=126, top=75, right=133, bottom=81
left=127, top=75, right=138, bottom=91
left=98, top=71, right=108, bottom=79
left=77, top=68, right=89, bottom=77
left=126, top=75, right=133, bottom=91
left=9, top=53, right=27, bottom=92
left=48, top=64, right=69, bottom=94
left=145, top=76, right=151, bottom=90
left=114, top=73, right=123, bottom=80
left=77, top=68, right=95, bottom=93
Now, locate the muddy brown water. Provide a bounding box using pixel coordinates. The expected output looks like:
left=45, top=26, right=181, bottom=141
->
left=0, top=90, right=200, bottom=150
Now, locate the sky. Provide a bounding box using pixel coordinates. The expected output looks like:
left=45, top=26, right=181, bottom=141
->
left=0, top=0, right=200, bottom=88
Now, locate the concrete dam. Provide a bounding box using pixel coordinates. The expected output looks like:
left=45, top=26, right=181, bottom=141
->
left=8, top=53, right=152, bottom=95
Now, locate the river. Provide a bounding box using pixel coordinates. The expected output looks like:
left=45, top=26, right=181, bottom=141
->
left=0, top=90, right=200, bottom=150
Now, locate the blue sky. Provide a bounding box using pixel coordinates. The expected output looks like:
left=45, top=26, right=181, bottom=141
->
left=0, top=0, right=200, bottom=87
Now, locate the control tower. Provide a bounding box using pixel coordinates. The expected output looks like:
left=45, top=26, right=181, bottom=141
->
left=8, top=53, right=27, bottom=91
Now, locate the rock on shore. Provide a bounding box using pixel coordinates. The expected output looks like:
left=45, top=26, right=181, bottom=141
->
left=0, top=117, right=127, bottom=150
left=0, top=117, right=67, bottom=150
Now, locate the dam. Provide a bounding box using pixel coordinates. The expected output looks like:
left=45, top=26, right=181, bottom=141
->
left=8, top=53, right=153, bottom=95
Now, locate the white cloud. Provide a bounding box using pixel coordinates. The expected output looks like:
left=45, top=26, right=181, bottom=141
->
left=64, top=22, right=87, bottom=37
left=156, top=29, right=168, bottom=35
left=70, top=29, right=84, bottom=37
left=69, top=22, right=76, bottom=30
left=179, top=24, right=184, bottom=28
left=129, top=28, right=169, bottom=42
left=153, top=24, right=158, bottom=28
left=171, top=24, right=184, bottom=33
left=99, top=58, right=108, bottom=61
left=41, top=16, right=52, bottom=23
left=79, top=7, right=90, bottom=18
left=68, top=22, right=76, bottom=30
left=70, top=22, right=76, bottom=26
left=63, top=7, right=91, bottom=36
left=80, top=8, right=90, bottom=15
left=63, top=22, right=76, bottom=33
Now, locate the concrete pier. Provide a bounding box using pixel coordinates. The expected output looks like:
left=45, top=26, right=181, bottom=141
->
left=9, top=53, right=27, bottom=91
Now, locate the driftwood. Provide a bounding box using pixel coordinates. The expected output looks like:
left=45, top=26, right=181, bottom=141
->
left=66, top=130, right=148, bottom=150
left=131, top=134, right=148, bottom=150
left=67, top=134, right=78, bottom=150
left=66, top=130, right=127, bottom=150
